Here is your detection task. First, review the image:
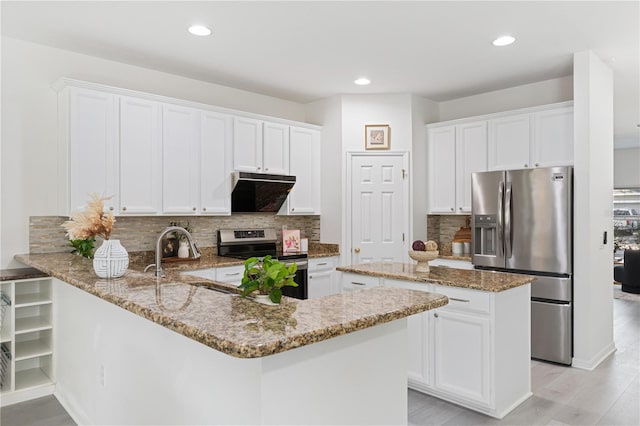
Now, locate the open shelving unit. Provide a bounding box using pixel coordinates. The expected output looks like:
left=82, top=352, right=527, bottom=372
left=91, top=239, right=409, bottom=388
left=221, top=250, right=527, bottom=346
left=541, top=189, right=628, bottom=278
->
left=0, top=277, right=54, bottom=406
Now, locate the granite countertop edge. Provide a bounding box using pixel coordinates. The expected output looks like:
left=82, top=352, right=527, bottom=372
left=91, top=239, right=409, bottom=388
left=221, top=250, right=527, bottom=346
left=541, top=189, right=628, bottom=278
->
left=337, top=262, right=534, bottom=292
left=14, top=253, right=443, bottom=359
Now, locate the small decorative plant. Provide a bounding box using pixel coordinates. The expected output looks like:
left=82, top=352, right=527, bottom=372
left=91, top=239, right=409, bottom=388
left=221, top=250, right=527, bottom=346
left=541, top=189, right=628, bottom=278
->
left=168, top=220, right=193, bottom=241
left=62, top=193, right=115, bottom=242
left=69, top=237, right=96, bottom=258
left=238, top=256, right=298, bottom=304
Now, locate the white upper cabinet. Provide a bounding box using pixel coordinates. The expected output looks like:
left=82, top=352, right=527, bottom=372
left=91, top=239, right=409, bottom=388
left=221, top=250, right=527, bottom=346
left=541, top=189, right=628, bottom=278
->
left=428, top=122, right=487, bottom=214
left=233, top=117, right=263, bottom=173
left=427, top=126, right=457, bottom=213
left=262, top=122, right=290, bottom=174
left=488, top=113, right=531, bottom=170
left=286, top=127, right=321, bottom=215
left=200, top=112, right=233, bottom=215
left=531, top=106, right=574, bottom=167
left=67, top=87, right=118, bottom=213
left=162, top=104, right=200, bottom=214
left=487, top=104, right=574, bottom=171
left=234, top=118, right=291, bottom=175
left=119, top=96, right=162, bottom=215
left=455, top=121, right=488, bottom=213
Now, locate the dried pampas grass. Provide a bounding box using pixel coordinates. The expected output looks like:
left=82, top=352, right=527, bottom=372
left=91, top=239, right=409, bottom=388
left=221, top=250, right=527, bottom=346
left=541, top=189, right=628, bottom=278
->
left=62, top=193, right=116, bottom=240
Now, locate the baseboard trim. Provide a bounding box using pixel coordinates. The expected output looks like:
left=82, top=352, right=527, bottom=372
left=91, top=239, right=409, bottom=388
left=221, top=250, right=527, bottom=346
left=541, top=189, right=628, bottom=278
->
left=54, top=388, right=91, bottom=426
left=572, top=341, right=617, bottom=370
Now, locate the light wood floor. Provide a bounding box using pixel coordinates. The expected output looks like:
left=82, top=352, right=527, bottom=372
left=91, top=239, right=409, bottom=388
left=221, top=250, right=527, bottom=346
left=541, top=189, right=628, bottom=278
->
left=1, top=298, right=638, bottom=426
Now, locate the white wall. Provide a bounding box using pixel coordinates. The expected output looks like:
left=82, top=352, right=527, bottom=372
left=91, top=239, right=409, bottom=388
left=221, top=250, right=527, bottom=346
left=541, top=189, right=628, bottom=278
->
left=411, top=95, right=439, bottom=240
left=438, top=76, right=573, bottom=122
left=305, top=96, right=343, bottom=244
left=0, top=37, right=307, bottom=268
left=614, top=148, right=640, bottom=188
left=572, top=51, right=615, bottom=370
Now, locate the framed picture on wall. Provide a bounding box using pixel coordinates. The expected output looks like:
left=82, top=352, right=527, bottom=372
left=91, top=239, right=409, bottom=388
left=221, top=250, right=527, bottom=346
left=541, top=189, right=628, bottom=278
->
left=365, top=124, right=390, bottom=150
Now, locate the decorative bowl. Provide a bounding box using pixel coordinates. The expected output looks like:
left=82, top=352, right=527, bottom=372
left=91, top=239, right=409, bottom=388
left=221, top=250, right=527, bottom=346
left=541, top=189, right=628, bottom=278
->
left=408, top=250, right=439, bottom=273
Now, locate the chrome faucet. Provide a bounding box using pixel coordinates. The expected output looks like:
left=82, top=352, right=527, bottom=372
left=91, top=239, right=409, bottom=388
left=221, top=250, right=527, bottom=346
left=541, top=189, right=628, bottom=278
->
left=144, top=226, right=201, bottom=277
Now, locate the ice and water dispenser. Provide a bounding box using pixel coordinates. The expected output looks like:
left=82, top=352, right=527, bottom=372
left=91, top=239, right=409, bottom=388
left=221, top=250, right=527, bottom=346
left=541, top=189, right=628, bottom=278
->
left=473, top=214, right=498, bottom=256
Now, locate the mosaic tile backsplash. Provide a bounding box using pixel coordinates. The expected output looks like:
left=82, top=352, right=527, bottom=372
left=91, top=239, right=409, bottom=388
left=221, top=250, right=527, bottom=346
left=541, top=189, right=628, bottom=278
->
left=30, top=215, right=320, bottom=254
left=426, top=215, right=471, bottom=256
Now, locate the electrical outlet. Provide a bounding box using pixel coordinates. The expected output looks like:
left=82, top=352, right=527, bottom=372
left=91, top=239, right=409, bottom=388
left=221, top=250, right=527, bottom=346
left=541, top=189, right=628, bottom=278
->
left=99, top=365, right=106, bottom=387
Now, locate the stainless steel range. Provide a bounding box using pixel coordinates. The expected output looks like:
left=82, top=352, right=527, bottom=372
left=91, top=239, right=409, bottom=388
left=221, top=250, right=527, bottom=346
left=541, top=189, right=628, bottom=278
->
left=217, top=228, right=308, bottom=299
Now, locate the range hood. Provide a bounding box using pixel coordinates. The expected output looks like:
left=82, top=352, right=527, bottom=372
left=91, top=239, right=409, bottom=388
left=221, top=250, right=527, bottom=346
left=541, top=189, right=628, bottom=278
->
left=231, top=171, right=296, bottom=213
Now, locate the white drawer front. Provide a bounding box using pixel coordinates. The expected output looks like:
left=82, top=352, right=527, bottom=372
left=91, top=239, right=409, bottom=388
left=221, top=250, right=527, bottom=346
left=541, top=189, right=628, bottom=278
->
left=431, top=284, right=492, bottom=315
left=182, top=269, right=215, bottom=280
left=342, top=273, right=380, bottom=292
left=215, top=265, right=245, bottom=284
left=384, top=278, right=429, bottom=292
left=309, top=256, right=338, bottom=272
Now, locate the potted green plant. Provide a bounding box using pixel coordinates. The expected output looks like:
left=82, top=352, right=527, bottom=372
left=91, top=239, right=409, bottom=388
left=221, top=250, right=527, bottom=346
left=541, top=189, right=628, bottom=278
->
left=238, top=256, right=298, bottom=305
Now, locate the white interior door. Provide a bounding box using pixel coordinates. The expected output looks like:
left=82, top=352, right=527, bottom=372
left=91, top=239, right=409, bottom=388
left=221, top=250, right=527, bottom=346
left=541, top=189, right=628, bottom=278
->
left=350, top=154, right=408, bottom=264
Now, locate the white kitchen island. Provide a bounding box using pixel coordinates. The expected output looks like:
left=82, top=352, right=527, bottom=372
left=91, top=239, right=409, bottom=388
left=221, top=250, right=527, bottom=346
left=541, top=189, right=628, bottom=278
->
left=339, top=261, right=534, bottom=419
left=15, top=253, right=447, bottom=425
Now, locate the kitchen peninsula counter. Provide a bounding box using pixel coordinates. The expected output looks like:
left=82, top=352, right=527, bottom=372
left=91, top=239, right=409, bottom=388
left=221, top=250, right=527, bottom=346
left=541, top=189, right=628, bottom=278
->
left=15, top=252, right=445, bottom=358
left=338, top=261, right=534, bottom=292
left=15, top=251, right=442, bottom=424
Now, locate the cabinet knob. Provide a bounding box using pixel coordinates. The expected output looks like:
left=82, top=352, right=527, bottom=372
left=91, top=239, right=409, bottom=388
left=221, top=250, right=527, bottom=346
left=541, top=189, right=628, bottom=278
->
left=192, top=207, right=196, bottom=211
left=109, top=206, right=114, bottom=211
left=202, top=207, right=207, bottom=212
left=434, top=313, right=439, bottom=318
left=257, top=167, right=261, bottom=171
left=309, top=275, right=313, bottom=279
left=524, top=164, right=529, bottom=168
left=450, top=207, right=454, bottom=212
left=291, top=208, right=295, bottom=212
left=535, top=163, right=539, bottom=167
left=265, top=168, right=269, bottom=171
left=354, top=247, right=361, bottom=253
left=122, top=206, right=127, bottom=211
left=459, top=207, right=462, bottom=211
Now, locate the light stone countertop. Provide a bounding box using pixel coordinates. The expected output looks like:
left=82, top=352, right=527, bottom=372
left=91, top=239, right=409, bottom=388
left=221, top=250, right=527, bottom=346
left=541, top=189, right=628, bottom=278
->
left=14, top=252, right=446, bottom=359
left=337, top=262, right=534, bottom=292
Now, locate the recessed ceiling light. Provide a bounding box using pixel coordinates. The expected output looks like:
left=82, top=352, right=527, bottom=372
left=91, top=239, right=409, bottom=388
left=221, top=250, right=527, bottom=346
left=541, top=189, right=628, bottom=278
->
left=188, top=25, right=212, bottom=36
left=354, top=78, right=371, bottom=86
left=492, top=35, right=515, bottom=47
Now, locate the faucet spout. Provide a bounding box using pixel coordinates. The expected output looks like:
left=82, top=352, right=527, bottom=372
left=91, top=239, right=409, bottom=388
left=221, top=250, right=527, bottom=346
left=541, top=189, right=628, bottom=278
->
left=147, top=226, right=201, bottom=277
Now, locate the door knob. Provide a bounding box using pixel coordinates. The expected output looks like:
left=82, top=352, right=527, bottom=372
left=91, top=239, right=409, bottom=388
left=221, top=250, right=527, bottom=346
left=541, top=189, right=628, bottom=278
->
left=354, top=247, right=361, bottom=253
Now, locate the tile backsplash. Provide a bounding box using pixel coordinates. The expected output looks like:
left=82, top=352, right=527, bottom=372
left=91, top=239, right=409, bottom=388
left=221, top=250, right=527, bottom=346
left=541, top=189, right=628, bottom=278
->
left=426, top=215, right=471, bottom=256
left=30, top=215, right=320, bottom=254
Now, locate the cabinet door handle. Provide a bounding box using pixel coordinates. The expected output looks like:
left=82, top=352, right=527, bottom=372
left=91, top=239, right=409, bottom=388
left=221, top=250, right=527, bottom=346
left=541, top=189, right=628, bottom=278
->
left=351, top=282, right=367, bottom=286
left=225, top=272, right=241, bottom=276
left=434, top=312, right=439, bottom=318
left=449, top=297, right=470, bottom=303
left=317, top=262, right=328, bottom=266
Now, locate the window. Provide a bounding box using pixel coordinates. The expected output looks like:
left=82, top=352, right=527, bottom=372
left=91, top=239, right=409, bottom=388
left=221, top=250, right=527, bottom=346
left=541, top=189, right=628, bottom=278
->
left=613, top=188, right=640, bottom=260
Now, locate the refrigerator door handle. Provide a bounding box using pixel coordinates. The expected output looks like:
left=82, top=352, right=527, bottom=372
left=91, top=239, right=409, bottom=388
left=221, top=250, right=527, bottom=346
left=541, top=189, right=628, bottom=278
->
left=505, top=181, right=512, bottom=259
left=497, top=181, right=504, bottom=258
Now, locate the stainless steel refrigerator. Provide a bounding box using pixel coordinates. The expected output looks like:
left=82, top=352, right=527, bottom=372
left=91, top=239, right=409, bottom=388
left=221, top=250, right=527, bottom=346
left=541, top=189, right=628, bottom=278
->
left=471, top=166, right=573, bottom=365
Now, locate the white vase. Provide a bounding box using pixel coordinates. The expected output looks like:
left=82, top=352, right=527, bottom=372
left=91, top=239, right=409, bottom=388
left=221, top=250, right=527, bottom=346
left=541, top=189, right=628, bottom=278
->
left=93, top=239, right=129, bottom=279
left=254, top=294, right=278, bottom=305
left=178, top=240, right=189, bottom=258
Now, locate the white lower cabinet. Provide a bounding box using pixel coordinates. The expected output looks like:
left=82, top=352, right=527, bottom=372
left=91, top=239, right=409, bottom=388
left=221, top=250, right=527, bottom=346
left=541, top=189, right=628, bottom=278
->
left=432, top=308, right=490, bottom=406
left=215, top=265, right=245, bottom=285
left=308, top=257, right=340, bottom=299
left=1, top=278, right=55, bottom=407
left=383, top=277, right=531, bottom=419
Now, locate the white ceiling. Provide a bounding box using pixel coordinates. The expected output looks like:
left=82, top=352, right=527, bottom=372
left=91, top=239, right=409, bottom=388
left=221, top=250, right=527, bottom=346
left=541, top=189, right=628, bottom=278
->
left=2, top=1, right=639, bottom=147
